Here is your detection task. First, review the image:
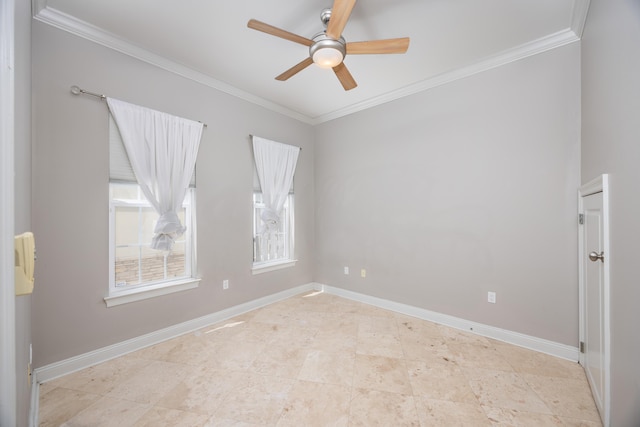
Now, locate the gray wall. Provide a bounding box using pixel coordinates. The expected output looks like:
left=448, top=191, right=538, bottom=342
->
left=581, top=0, right=640, bottom=424
left=28, top=3, right=640, bottom=423
left=31, top=22, right=315, bottom=368
left=15, top=0, right=32, bottom=424
left=315, top=44, right=581, bottom=346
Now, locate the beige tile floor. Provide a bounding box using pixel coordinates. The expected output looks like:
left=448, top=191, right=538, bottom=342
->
left=38, top=292, right=603, bottom=426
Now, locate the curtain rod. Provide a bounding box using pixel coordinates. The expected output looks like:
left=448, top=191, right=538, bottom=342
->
left=70, top=85, right=208, bottom=128
left=249, top=134, right=302, bottom=151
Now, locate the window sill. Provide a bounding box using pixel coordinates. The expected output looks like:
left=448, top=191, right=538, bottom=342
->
left=104, top=278, right=201, bottom=307
left=252, top=259, right=297, bottom=275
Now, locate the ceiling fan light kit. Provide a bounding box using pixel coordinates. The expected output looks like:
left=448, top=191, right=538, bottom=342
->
left=247, top=0, right=410, bottom=91
left=310, top=34, right=346, bottom=69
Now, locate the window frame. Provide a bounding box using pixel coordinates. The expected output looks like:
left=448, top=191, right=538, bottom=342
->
left=105, top=183, right=199, bottom=307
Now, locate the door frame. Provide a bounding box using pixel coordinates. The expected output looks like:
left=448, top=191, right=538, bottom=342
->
left=578, top=174, right=610, bottom=427
left=0, top=0, right=17, bottom=425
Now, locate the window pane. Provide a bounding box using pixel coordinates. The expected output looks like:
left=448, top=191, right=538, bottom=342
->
left=114, top=245, right=141, bottom=287
left=167, top=241, right=186, bottom=279
left=140, top=246, right=168, bottom=283
left=114, top=206, right=140, bottom=248
left=139, top=207, right=158, bottom=243
left=111, top=186, right=190, bottom=290
left=111, top=182, right=141, bottom=200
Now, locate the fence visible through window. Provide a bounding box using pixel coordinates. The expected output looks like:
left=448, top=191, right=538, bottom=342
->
left=115, top=240, right=186, bottom=287
left=253, top=192, right=291, bottom=264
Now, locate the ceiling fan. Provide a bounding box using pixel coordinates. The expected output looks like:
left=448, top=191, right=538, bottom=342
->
left=247, top=0, right=410, bottom=91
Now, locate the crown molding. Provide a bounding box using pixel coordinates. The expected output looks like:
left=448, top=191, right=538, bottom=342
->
left=313, top=0, right=590, bottom=123
left=33, top=0, right=590, bottom=126
left=32, top=0, right=47, bottom=15
left=32, top=4, right=314, bottom=125
left=313, top=28, right=580, bottom=124
left=571, top=0, right=591, bottom=38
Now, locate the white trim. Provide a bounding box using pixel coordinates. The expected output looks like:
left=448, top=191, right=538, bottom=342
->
left=32, top=280, right=583, bottom=425
left=313, top=28, right=581, bottom=124
left=36, top=280, right=582, bottom=384
left=103, top=277, right=201, bottom=307
left=31, top=6, right=313, bottom=125
left=252, top=259, right=297, bottom=275
left=32, top=2, right=590, bottom=125
left=578, top=174, right=611, bottom=426
left=29, top=380, right=39, bottom=427
left=571, top=0, right=591, bottom=39
left=0, top=0, right=17, bottom=425
left=579, top=174, right=605, bottom=197
left=31, top=0, right=47, bottom=16
left=35, top=282, right=317, bottom=384
left=318, top=284, right=580, bottom=361
left=108, top=185, right=197, bottom=300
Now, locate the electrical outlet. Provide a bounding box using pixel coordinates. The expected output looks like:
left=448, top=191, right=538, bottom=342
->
left=361, top=269, right=367, bottom=278
left=344, top=266, right=349, bottom=275
left=223, top=279, right=229, bottom=290
left=488, top=291, right=496, bottom=304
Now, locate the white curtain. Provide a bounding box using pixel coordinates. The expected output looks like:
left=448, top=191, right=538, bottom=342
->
left=252, top=136, right=299, bottom=237
left=107, top=98, right=203, bottom=251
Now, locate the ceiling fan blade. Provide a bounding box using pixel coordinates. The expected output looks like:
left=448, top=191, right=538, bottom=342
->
left=276, top=57, right=314, bottom=81
left=333, top=62, right=357, bottom=91
left=347, top=37, right=410, bottom=55
left=326, top=0, right=357, bottom=40
left=247, top=19, right=313, bottom=46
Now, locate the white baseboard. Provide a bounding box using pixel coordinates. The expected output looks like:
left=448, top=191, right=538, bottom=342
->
left=31, top=280, right=578, bottom=426
left=34, top=281, right=578, bottom=386
left=29, top=380, right=39, bottom=427
left=317, top=283, right=579, bottom=362
left=33, top=282, right=317, bottom=385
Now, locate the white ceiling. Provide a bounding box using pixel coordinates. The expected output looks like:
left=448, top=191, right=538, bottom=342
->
left=33, top=0, right=589, bottom=124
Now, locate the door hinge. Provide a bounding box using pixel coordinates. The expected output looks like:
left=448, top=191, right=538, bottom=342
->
left=579, top=213, right=584, bottom=225
left=580, top=341, right=585, bottom=353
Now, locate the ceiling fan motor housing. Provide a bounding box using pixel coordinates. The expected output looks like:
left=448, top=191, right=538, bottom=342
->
left=320, top=8, right=332, bottom=27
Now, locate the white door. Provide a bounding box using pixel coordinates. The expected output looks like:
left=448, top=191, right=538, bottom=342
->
left=579, top=175, right=610, bottom=426
left=582, top=192, right=605, bottom=412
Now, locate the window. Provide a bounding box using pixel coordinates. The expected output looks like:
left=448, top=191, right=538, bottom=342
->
left=250, top=135, right=299, bottom=274
left=109, top=183, right=195, bottom=290
left=106, top=115, right=199, bottom=307
left=252, top=190, right=294, bottom=271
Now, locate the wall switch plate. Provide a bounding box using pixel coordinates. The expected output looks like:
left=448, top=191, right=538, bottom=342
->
left=361, top=269, right=367, bottom=278
left=488, top=291, right=496, bottom=303
left=223, top=280, right=229, bottom=290
left=344, top=266, right=349, bottom=275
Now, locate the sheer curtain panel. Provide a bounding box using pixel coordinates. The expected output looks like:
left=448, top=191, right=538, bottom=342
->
left=107, top=98, right=203, bottom=251
left=252, top=136, right=299, bottom=239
